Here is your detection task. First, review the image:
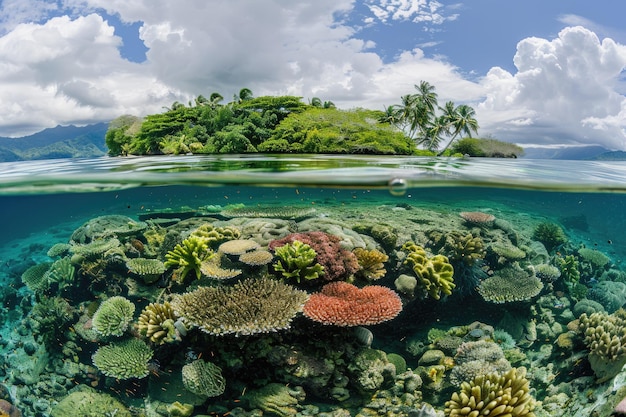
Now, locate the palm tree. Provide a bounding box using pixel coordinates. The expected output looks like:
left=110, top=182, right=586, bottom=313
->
left=323, top=100, right=336, bottom=109
left=422, top=115, right=450, bottom=152
left=310, top=97, right=322, bottom=107
left=437, top=103, right=479, bottom=155
left=234, top=88, right=253, bottom=103
left=208, top=92, right=224, bottom=108
left=394, top=81, right=439, bottom=141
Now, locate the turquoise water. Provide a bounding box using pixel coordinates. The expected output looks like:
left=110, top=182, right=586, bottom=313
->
left=1, top=155, right=626, bottom=417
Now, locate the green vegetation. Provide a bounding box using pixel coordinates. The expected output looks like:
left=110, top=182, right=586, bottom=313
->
left=451, top=137, right=524, bottom=158
left=106, top=83, right=517, bottom=157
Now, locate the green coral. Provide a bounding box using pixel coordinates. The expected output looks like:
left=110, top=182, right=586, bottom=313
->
left=21, top=262, right=52, bottom=292
left=578, top=247, right=610, bottom=269
left=245, top=383, right=305, bottom=417
left=273, top=240, right=325, bottom=282
left=579, top=310, right=626, bottom=382
left=137, top=301, right=180, bottom=345
left=190, top=223, right=241, bottom=246
left=477, top=265, right=543, bottom=303
left=31, top=296, right=75, bottom=348
left=50, top=386, right=132, bottom=417
left=92, top=338, right=154, bottom=379
left=164, top=235, right=211, bottom=280
left=181, top=359, right=226, bottom=398
left=402, top=241, right=455, bottom=300
left=70, top=238, right=122, bottom=259
left=126, top=258, right=165, bottom=283
left=44, top=256, right=75, bottom=290
left=92, top=296, right=135, bottom=337
left=556, top=254, right=580, bottom=284
left=532, top=222, right=567, bottom=253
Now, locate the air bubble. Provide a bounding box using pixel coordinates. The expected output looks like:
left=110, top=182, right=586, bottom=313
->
left=388, top=178, right=407, bottom=196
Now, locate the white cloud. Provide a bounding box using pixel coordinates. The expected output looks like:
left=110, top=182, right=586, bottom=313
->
left=364, top=0, right=458, bottom=25
left=477, top=26, right=626, bottom=150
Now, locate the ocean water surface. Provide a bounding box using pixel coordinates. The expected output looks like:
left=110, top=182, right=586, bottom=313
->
left=1, top=154, right=626, bottom=417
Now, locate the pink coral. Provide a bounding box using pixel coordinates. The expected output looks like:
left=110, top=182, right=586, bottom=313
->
left=269, top=231, right=359, bottom=281
left=303, top=281, right=402, bottom=326
left=0, top=399, right=22, bottom=417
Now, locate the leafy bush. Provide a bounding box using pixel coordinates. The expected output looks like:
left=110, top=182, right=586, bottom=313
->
left=451, top=137, right=524, bottom=158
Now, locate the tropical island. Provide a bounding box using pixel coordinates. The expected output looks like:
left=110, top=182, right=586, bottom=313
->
left=105, top=81, right=523, bottom=158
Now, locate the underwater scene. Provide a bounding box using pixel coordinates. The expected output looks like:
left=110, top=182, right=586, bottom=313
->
left=2, top=155, right=626, bottom=417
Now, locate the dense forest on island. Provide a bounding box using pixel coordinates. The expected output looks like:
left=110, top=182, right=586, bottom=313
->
left=106, top=82, right=524, bottom=158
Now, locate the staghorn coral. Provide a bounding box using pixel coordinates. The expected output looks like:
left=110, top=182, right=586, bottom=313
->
left=137, top=301, right=180, bottom=345
left=171, top=277, right=308, bottom=336
left=126, top=258, right=165, bottom=283
left=92, top=338, right=153, bottom=379
left=92, top=296, right=135, bottom=337
left=402, top=242, right=455, bottom=300
left=269, top=231, right=360, bottom=281
left=181, top=359, right=226, bottom=398
left=21, top=262, right=52, bottom=293
left=353, top=247, right=388, bottom=281
left=303, top=281, right=402, bottom=326
left=578, top=310, right=626, bottom=382
left=272, top=240, right=325, bottom=283
left=445, top=367, right=536, bottom=417
left=164, top=235, right=211, bottom=281
left=477, top=264, right=543, bottom=304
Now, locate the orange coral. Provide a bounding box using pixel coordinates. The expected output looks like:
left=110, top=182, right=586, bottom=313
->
left=303, top=281, right=402, bottom=326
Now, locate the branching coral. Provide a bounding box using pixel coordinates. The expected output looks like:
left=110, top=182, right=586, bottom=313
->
left=182, top=359, right=226, bottom=398
left=353, top=247, right=388, bottom=281
left=171, top=277, right=308, bottom=336
left=164, top=236, right=211, bottom=280
left=92, top=338, right=153, bottom=379
left=445, top=367, right=536, bottom=416
left=579, top=310, right=626, bottom=382
left=92, top=296, right=136, bottom=337
left=402, top=242, right=455, bottom=300
left=477, top=265, right=543, bottom=304
left=272, top=240, right=324, bottom=283
left=137, top=301, right=180, bottom=345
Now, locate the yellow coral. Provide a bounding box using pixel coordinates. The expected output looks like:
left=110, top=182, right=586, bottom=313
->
left=354, top=247, right=388, bottom=281
left=402, top=242, right=455, bottom=300
left=137, top=301, right=180, bottom=345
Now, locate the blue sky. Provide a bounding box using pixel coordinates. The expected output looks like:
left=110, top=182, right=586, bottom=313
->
left=0, top=0, right=625, bottom=151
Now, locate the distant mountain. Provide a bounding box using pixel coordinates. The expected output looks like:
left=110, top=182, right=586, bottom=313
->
left=520, top=145, right=611, bottom=160
left=0, top=123, right=109, bottom=162
left=590, top=151, right=626, bottom=161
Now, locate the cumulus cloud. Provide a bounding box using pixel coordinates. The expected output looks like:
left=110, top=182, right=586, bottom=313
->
left=364, top=0, right=459, bottom=25
left=478, top=26, right=626, bottom=150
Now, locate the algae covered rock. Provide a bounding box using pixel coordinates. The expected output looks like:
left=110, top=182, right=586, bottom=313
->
left=70, top=214, right=147, bottom=243
left=50, top=386, right=132, bottom=417
left=347, top=348, right=396, bottom=394
left=245, top=383, right=305, bottom=417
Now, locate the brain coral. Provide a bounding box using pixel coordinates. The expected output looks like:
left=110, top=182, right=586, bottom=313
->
left=92, top=338, right=153, bottom=379
left=171, top=277, right=308, bottom=336
left=445, top=367, right=536, bottom=417
left=477, top=265, right=543, bottom=304
left=402, top=242, right=455, bottom=300
left=92, top=296, right=136, bottom=337
left=269, top=231, right=360, bottom=281
left=182, top=359, right=226, bottom=398
left=303, top=281, right=402, bottom=326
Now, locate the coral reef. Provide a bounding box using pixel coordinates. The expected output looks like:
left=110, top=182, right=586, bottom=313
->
left=21, top=262, right=52, bottom=293
left=353, top=247, right=388, bottom=281
left=459, top=211, right=495, bottom=227
left=70, top=214, right=146, bottom=244
left=245, top=383, right=305, bottom=417
left=181, top=359, right=226, bottom=398
left=272, top=240, right=325, bottom=283
left=92, top=338, right=154, bottom=379
left=238, top=249, right=273, bottom=266
left=91, top=295, right=135, bottom=337
left=532, top=222, right=567, bottom=253
left=44, top=256, right=75, bottom=290
left=171, top=277, right=308, bottom=336
left=445, top=367, right=536, bottom=416
left=221, top=205, right=316, bottom=219
left=125, top=258, right=165, bottom=283
left=449, top=340, right=511, bottom=386
left=218, top=238, right=260, bottom=255
left=269, top=231, right=360, bottom=281
left=402, top=242, right=455, bottom=300
left=587, top=281, right=626, bottom=313
left=477, top=264, right=543, bottom=303
left=303, top=281, right=402, bottom=326
left=191, top=223, right=241, bottom=246
left=50, top=386, right=132, bottom=417
left=347, top=348, right=396, bottom=394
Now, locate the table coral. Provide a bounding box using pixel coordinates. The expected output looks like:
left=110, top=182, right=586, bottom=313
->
left=171, top=277, right=308, bottom=336
left=269, top=231, right=359, bottom=281
left=181, top=359, right=226, bottom=398
left=477, top=264, right=543, bottom=304
left=21, top=263, right=52, bottom=293
left=445, top=367, right=536, bottom=417
left=92, top=338, right=154, bottom=379
left=91, top=295, right=135, bottom=337
left=125, top=258, right=165, bottom=283
left=402, top=242, right=455, bottom=300
left=303, top=281, right=402, bottom=326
